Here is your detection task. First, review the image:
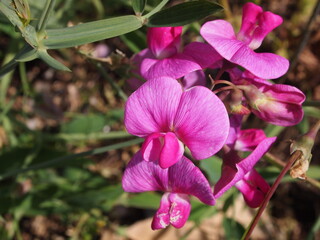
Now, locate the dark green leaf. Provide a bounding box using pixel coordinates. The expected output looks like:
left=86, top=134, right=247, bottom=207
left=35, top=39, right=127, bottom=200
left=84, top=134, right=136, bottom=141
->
left=146, top=1, right=223, bottom=27
left=223, top=217, right=245, bottom=240
left=15, top=48, right=38, bottom=62
left=132, top=0, right=146, bottom=15
left=43, top=15, right=143, bottom=49
left=61, top=114, right=106, bottom=134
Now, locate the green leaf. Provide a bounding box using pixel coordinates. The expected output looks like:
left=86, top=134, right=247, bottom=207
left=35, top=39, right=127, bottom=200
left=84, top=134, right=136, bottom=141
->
left=0, top=44, right=33, bottom=78
left=199, top=155, right=222, bottom=183
left=188, top=200, right=216, bottom=223
left=37, top=50, right=71, bottom=71
left=61, top=114, right=106, bottom=134
left=125, top=192, right=161, bottom=209
left=43, top=15, right=143, bottom=49
left=223, top=217, right=245, bottom=240
left=146, top=1, right=223, bottom=27
left=132, top=0, right=146, bottom=15
left=264, top=124, right=285, bottom=137
left=15, top=48, right=38, bottom=62
left=304, top=106, right=320, bottom=119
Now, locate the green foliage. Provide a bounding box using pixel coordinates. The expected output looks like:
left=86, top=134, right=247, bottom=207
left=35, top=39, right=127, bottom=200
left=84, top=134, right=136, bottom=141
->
left=147, top=1, right=223, bottom=27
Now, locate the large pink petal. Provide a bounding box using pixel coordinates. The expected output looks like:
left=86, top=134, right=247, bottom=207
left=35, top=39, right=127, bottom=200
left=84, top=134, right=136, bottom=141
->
left=122, top=151, right=169, bottom=192
left=140, top=53, right=201, bottom=80
left=169, top=156, right=215, bottom=205
left=214, top=137, right=276, bottom=199
left=201, top=20, right=289, bottom=79
left=159, top=132, right=184, bottom=169
left=124, top=77, right=182, bottom=137
left=174, top=86, right=229, bottom=159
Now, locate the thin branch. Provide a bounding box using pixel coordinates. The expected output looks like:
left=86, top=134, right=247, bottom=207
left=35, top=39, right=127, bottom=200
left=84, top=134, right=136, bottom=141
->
left=242, top=150, right=303, bottom=240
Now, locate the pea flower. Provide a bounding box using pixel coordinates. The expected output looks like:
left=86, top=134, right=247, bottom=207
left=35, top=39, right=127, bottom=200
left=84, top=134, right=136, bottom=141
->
left=124, top=77, right=229, bottom=168
left=229, top=70, right=305, bottom=126
left=122, top=151, right=215, bottom=229
left=215, top=115, right=276, bottom=208
left=200, top=2, right=289, bottom=79
left=135, top=26, right=221, bottom=81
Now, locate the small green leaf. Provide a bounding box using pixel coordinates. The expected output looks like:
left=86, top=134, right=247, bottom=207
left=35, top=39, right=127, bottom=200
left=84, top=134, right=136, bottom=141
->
left=264, top=124, right=285, bottom=137
left=37, top=50, right=71, bottom=71
left=43, top=15, right=143, bottom=49
left=132, top=0, right=146, bottom=15
left=61, top=114, right=106, bottom=134
left=304, top=106, right=320, bottom=119
left=223, top=217, right=245, bottom=240
left=189, top=200, right=216, bottom=223
left=146, top=1, right=223, bottom=27
left=199, top=155, right=222, bottom=183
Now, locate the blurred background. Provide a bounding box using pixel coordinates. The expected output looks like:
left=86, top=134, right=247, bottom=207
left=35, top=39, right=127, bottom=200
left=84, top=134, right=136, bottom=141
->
left=0, top=0, right=319, bottom=239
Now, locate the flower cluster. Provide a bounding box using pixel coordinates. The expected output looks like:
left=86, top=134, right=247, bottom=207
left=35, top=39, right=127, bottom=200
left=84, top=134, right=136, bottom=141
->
left=122, top=2, right=305, bottom=230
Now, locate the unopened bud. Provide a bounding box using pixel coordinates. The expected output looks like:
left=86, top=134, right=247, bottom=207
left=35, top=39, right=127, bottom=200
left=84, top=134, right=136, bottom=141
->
left=289, top=121, right=320, bottom=179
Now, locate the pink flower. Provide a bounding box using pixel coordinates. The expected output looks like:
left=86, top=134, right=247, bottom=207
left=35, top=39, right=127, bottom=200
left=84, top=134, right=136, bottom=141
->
left=215, top=115, right=276, bottom=208
left=200, top=2, right=289, bottom=79
left=136, top=27, right=221, bottom=83
left=122, top=151, right=215, bottom=230
left=124, top=77, right=229, bottom=168
left=229, top=70, right=306, bottom=126
left=214, top=137, right=276, bottom=208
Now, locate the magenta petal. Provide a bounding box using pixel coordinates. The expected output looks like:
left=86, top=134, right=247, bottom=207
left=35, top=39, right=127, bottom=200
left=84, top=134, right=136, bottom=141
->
left=151, top=193, right=171, bottom=230
left=174, top=86, right=229, bottom=159
left=181, top=70, right=206, bottom=89
left=234, top=129, right=267, bottom=151
left=124, top=77, right=182, bottom=137
left=183, top=42, right=223, bottom=69
left=122, top=151, right=169, bottom=192
left=201, top=20, right=289, bottom=79
left=147, top=27, right=182, bottom=59
left=235, top=169, right=270, bottom=208
left=169, top=156, right=215, bottom=205
left=168, top=193, right=191, bottom=228
left=159, top=132, right=184, bottom=169
left=141, top=132, right=164, bottom=162
left=214, top=137, right=276, bottom=199
left=235, top=179, right=265, bottom=208
left=225, top=115, right=243, bottom=147
left=140, top=54, right=201, bottom=80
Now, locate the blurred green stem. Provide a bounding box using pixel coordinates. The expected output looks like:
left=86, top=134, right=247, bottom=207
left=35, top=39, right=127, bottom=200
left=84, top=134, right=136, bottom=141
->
left=19, top=62, right=31, bottom=96
left=96, top=62, right=128, bottom=101
left=37, top=0, right=56, bottom=32
left=0, top=138, right=143, bottom=181
left=43, top=131, right=132, bottom=142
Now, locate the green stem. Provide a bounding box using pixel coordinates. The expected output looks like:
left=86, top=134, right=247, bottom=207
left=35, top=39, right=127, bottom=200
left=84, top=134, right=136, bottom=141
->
left=143, top=0, right=169, bottom=18
left=96, top=62, right=128, bottom=101
left=0, top=138, right=143, bottom=181
left=37, top=0, right=56, bottom=32
left=241, top=150, right=302, bottom=240
left=43, top=131, right=132, bottom=142
left=18, top=62, right=31, bottom=96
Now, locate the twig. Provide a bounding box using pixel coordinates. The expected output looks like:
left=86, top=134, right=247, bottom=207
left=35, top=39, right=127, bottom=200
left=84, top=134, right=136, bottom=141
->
left=242, top=150, right=302, bottom=240
left=265, top=152, right=320, bottom=189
